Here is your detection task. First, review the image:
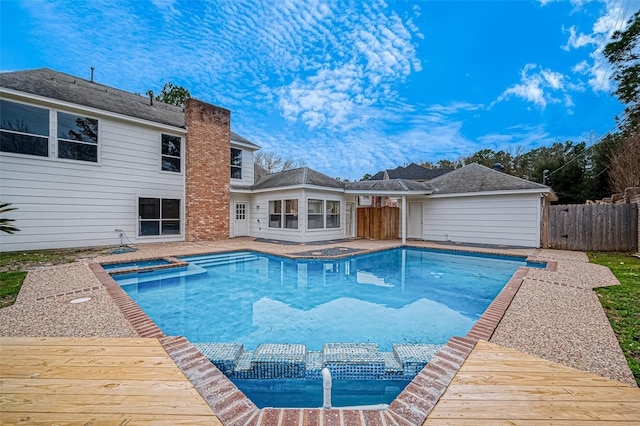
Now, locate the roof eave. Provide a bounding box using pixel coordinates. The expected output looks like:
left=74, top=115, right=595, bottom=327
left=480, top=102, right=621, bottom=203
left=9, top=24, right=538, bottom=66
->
left=1, top=88, right=187, bottom=133
left=428, top=188, right=553, bottom=198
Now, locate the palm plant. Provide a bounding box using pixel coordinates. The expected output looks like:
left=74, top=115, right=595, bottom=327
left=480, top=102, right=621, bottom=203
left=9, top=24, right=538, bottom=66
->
left=0, top=202, right=20, bottom=234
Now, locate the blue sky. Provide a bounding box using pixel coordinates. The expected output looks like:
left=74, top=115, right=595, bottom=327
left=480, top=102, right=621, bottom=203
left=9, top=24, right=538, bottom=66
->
left=2, top=0, right=638, bottom=180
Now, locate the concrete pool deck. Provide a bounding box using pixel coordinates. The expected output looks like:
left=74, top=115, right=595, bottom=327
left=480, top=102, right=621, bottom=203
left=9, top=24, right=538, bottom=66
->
left=0, top=238, right=637, bottom=424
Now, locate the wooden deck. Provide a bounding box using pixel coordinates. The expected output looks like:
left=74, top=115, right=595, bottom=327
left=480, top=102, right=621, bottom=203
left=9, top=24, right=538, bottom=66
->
left=423, top=340, right=640, bottom=425
left=2, top=337, right=639, bottom=424
left=0, top=337, right=221, bottom=425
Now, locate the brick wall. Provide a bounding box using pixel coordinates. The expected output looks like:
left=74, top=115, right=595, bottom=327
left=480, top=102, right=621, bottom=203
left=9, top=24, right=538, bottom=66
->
left=184, top=98, right=230, bottom=241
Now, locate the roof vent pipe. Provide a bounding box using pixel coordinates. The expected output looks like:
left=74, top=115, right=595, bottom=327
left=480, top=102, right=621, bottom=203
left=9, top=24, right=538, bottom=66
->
left=492, top=163, right=505, bottom=173
left=148, top=90, right=153, bottom=106
left=90, top=67, right=94, bottom=82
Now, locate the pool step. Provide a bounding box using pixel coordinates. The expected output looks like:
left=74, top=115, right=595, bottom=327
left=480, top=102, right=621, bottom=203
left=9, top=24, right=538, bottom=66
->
left=114, top=264, right=207, bottom=286
left=195, top=342, right=444, bottom=381
left=178, top=252, right=260, bottom=268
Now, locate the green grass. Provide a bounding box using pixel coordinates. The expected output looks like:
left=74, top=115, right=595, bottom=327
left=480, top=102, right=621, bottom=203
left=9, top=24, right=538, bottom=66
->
left=590, top=252, right=640, bottom=386
left=0, top=270, right=28, bottom=308
left=0, top=247, right=109, bottom=308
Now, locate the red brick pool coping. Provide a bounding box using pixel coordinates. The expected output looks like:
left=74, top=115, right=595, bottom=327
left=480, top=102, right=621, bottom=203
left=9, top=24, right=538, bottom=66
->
left=90, top=250, right=539, bottom=425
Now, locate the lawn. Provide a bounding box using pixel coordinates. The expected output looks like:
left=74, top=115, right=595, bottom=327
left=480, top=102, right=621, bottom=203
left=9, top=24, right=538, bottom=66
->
left=0, top=247, right=109, bottom=308
left=590, top=252, right=640, bottom=386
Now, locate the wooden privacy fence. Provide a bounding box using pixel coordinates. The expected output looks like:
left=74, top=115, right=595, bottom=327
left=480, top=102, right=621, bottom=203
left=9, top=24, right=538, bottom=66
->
left=542, top=203, right=638, bottom=251
left=357, top=207, right=399, bottom=240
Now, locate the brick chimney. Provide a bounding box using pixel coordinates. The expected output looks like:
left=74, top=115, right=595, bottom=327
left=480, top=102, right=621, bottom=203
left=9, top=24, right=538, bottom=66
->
left=184, top=98, right=230, bottom=241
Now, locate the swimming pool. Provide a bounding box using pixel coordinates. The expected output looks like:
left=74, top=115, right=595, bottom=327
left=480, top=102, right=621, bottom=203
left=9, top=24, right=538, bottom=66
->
left=113, top=248, right=527, bottom=350
left=108, top=247, right=533, bottom=408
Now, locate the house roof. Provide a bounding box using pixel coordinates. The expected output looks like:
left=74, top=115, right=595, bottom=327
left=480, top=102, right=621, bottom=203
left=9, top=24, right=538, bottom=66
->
left=370, top=163, right=453, bottom=181
left=428, top=163, right=551, bottom=195
left=345, top=179, right=433, bottom=193
left=0, top=68, right=253, bottom=144
left=253, top=167, right=345, bottom=190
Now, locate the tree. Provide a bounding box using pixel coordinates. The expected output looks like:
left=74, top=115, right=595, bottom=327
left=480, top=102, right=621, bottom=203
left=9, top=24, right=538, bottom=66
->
left=254, top=151, right=306, bottom=173
left=604, top=10, right=640, bottom=129
left=147, top=82, right=191, bottom=108
left=0, top=202, right=19, bottom=234
left=608, top=131, right=640, bottom=193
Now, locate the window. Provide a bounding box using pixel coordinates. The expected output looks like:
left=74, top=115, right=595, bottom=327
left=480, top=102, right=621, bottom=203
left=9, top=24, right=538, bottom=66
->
left=161, top=134, right=181, bottom=172
left=308, top=199, right=324, bottom=229
left=0, top=99, right=49, bottom=157
left=285, top=199, right=298, bottom=229
left=57, top=111, right=98, bottom=162
left=269, top=200, right=282, bottom=228
left=307, top=199, right=340, bottom=229
left=231, top=148, right=242, bottom=179
left=269, top=199, right=298, bottom=229
left=139, top=198, right=181, bottom=236
left=326, top=200, right=340, bottom=228
left=236, top=203, right=246, bottom=220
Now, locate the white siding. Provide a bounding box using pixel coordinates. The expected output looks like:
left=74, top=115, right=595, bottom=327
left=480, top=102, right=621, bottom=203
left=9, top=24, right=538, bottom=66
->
left=423, top=193, right=541, bottom=247
left=0, top=111, right=185, bottom=252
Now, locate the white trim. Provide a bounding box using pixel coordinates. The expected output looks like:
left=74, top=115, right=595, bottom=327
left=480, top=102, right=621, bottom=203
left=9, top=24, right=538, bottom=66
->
left=427, top=188, right=552, bottom=198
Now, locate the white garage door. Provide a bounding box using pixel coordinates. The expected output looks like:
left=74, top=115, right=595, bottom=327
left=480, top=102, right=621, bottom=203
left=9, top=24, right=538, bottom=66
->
left=423, top=193, right=541, bottom=247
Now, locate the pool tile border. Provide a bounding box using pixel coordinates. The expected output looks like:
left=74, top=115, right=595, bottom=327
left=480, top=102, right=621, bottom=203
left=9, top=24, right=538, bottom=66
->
left=91, top=247, right=533, bottom=425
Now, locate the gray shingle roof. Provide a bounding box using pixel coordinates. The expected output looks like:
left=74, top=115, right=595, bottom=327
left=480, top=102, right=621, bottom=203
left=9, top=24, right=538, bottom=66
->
left=0, top=68, right=253, bottom=143
left=370, top=163, right=452, bottom=181
left=253, top=167, right=345, bottom=190
left=345, top=179, right=433, bottom=193
left=428, top=163, right=550, bottom=194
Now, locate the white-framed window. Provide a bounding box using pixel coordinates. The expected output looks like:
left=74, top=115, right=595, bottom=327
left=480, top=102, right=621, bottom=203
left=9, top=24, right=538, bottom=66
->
left=139, top=197, right=181, bottom=236
left=161, top=134, right=182, bottom=172
left=308, top=199, right=340, bottom=229
left=269, top=199, right=298, bottom=229
left=0, top=99, right=49, bottom=157
left=57, top=111, right=98, bottom=162
left=326, top=200, right=340, bottom=228
left=308, top=199, right=324, bottom=229
left=236, top=203, right=246, bottom=220
left=231, top=148, right=242, bottom=179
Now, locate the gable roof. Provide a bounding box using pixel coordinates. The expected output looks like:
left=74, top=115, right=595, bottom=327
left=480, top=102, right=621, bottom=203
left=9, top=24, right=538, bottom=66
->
left=253, top=167, right=345, bottom=190
left=370, top=163, right=452, bottom=181
left=0, top=68, right=252, bottom=143
left=428, top=163, right=551, bottom=195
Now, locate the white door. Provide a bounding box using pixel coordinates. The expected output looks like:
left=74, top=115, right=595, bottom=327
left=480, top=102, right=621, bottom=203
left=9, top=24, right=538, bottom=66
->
left=408, top=202, right=423, bottom=239
left=234, top=202, right=247, bottom=236
left=346, top=202, right=355, bottom=237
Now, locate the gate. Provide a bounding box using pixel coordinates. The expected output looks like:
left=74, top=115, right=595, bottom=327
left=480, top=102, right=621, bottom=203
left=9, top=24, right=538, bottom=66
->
left=357, top=207, right=399, bottom=240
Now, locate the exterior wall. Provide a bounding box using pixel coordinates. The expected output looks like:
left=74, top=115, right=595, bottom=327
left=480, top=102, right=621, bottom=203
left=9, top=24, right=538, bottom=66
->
left=0, top=96, right=185, bottom=252
left=249, top=189, right=346, bottom=243
left=184, top=99, right=230, bottom=241
left=423, top=193, right=542, bottom=247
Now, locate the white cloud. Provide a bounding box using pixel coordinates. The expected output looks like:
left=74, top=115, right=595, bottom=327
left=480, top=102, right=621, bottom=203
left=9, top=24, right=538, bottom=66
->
left=497, top=64, right=571, bottom=109
left=557, top=0, right=637, bottom=93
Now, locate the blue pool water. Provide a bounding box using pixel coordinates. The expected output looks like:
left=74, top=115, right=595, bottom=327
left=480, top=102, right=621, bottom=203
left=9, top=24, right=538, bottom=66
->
left=231, top=378, right=410, bottom=408
left=112, top=248, right=529, bottom=351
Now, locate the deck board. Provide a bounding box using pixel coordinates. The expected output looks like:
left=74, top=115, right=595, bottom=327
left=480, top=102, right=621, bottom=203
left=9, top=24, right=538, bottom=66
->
left=423, top=340, right=640, bottom=424
left=0, top=337, right=221, bottom=424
